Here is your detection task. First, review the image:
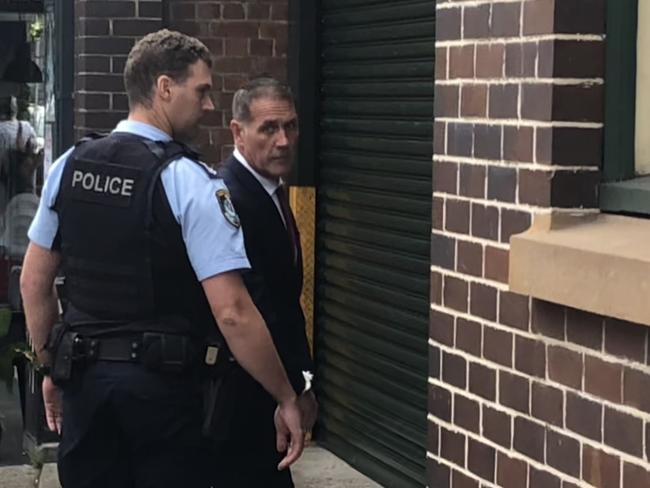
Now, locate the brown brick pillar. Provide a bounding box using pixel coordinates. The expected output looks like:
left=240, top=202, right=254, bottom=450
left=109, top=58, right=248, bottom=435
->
left=167, top=0, right=288, bottom=164
left=429, top=0, right=650, bottom=486
left=74, top=1, right=164, bottom=138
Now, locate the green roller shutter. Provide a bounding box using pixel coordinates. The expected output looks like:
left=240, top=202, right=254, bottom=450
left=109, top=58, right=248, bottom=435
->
left=313, top=1, right=434, bottom=487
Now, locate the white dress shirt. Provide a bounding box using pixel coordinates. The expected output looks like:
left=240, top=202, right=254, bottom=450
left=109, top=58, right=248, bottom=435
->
left=233, top=148, right=287, bottom=227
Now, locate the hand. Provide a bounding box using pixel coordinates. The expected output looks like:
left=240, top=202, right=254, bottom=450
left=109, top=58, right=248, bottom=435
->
left=298, top=391, right=318, bottom=432
left=42, top=375, right=62, bottom=434
left=274, top=397, right=305, bottom=471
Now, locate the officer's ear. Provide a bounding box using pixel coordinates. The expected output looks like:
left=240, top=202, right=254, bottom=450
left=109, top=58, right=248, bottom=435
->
left=156, top=75, right=174, bottom=103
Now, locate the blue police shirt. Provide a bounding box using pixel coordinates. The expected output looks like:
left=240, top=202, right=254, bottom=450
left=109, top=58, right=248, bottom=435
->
left=28, top=120, right=250, bottom=281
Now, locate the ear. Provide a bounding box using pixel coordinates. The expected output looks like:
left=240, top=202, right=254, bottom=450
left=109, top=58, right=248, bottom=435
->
left=230, top=119, right=245, bottom=146
left=155, top=75, right=174, bottom=103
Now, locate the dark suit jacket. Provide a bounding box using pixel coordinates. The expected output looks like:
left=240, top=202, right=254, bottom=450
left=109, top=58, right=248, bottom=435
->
left=220, top=154, right=313, bottom=393
left=212, top=155, right=313, bottom=478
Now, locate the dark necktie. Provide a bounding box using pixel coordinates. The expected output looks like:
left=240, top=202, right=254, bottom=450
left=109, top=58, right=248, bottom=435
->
left=275, top=184, right=298, bottom=265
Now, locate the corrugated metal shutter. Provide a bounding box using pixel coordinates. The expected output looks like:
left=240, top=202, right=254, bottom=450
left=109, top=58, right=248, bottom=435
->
left=313, top=1, right=434, bottom=487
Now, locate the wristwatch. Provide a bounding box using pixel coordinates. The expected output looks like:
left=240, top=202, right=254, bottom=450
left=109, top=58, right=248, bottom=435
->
left=33, top=362, right=51, bottom=376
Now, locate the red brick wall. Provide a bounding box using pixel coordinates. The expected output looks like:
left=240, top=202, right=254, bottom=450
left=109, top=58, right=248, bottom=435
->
left=74, top=1, right=164, bottom=139
left=430, top=0, right=650, bottom=486
left=167, top=0, right=289, bottom=164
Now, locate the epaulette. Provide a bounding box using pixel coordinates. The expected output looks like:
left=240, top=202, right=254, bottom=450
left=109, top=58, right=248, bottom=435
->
left=188, top=159, right=221, bottom=180
left=75, top=132, right=108, bottom=146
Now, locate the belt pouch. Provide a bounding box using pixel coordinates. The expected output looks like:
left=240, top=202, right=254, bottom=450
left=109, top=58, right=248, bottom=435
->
left=142, top=333, right=191, bottom=373
left=50, top=329, right=79, bottom=386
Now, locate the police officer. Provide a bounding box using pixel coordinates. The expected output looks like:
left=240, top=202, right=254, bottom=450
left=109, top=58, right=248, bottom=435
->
left=20, top=30, right=303, bottom=488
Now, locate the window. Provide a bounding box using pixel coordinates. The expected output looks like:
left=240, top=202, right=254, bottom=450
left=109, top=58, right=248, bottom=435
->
left=600, top=0, right=650, bottom=213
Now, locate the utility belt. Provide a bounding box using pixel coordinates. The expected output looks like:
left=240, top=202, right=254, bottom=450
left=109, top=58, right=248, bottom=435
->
left=47, top=321, right=228, bottom=386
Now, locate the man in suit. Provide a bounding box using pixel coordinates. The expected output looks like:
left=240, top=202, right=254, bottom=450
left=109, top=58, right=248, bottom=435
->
left=213, top=77, right=317, bottom=487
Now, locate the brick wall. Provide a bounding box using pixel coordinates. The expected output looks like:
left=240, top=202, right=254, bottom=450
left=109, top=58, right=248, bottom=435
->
left=167, top=0, right=289, bottom=164
left=74, top=0, right=164, bottom=139
left=430, top=0, right=650, bottom=486
left=73, top=1, right=288, bottom=165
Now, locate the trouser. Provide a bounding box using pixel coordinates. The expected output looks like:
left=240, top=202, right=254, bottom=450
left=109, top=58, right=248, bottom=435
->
left=211, top=366, right=294, bottom=488
left=57, top=361, right=210, bottom=488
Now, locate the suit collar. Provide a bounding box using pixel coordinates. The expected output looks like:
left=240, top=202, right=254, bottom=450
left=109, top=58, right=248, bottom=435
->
left=223, top=155, right=303, bottom=276
left=233, top=148, right=282, bottom=197
left=224, top=155, right=284, bottom=225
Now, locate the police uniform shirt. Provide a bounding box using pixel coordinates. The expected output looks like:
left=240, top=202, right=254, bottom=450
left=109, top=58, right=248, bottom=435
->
left=28, top=120, right=250, bottom=281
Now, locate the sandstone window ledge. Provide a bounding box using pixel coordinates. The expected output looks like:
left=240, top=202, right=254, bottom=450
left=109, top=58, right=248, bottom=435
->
left=509, top=212, right=650, bottom=327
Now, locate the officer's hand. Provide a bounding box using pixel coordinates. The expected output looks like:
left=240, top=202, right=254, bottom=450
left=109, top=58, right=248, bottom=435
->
left=298, top=391, right=318, bottom=432
left=274, top=397, right=305, bottom=471
left=42, top=376, right=63, bottom=434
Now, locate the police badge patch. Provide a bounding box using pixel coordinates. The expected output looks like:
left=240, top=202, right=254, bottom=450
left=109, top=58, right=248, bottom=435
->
left=216, top=189, right=240, bottom=228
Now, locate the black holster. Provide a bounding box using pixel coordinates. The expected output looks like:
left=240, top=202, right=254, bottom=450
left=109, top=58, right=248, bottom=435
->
left=201, top=360, right=237, bottom=439
left=47, top=321, right=78, bottom=386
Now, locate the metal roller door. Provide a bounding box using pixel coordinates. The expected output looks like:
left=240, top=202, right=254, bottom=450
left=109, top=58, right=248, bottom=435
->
left=313, top=1, right=435, bottom=487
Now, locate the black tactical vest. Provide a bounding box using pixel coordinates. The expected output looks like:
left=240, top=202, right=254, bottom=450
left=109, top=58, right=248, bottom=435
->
left=54, top=132, right=218, bottom=342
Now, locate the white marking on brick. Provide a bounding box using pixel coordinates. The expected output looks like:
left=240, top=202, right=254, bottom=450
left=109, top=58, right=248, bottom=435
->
left=430, top=226, right=510, bottom=251
left=427, top=452, right=500, bottom=488
left=532, top=126, right=539, bottom=164
left=488, top=2, right=494, bottom=41
left=445, top=47, right=450, bottom=80
left=437, top=0, right=521, bottom=9
left=437, top=78, right=604, bottom=86
left=516, top=83, right=523, bottom=124
left=518, top=0, right=524, bottom=39
left=620, top=458, right=624, bottom=487
left=432, top=192, right=599, bottom=213
left=444, top=121, right=449, bottom=157
left=436, top=34, right=605, bottom=45
left=435, top=116, right=604, bottom=129
left=433, top=154, right=600, bottom=172
left=460, top=5, right=465, bottom=40
left=481, top=242, right=486, bottom=278
left=443, top=194, right=447, bottom=231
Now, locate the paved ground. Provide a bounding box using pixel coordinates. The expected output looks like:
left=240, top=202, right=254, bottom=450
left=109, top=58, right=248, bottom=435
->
left=293, top=447, right=382, bottom=488
left=0, top=464, right=38, bottom=488
left=0, top=446, right=383, bottom=488
left=0, top=379, right=384, bottom=488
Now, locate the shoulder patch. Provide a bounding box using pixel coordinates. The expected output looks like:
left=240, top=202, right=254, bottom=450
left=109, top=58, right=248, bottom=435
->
left=216, top=189, right=240, bottom=228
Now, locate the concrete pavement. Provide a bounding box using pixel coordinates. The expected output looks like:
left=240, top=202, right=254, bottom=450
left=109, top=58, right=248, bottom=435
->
left=292, top=447, right=382, bottom=488
left=0, top=464, right=38, bottom=488
left=0, top=445, right=383, bottom=488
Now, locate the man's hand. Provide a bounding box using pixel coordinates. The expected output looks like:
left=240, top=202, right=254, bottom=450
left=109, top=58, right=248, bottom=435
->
left=298, top=391, right=318, bottom=432
left=42, top=375, right=62, bottom=434
left=274, top=397, right=305, bottom=471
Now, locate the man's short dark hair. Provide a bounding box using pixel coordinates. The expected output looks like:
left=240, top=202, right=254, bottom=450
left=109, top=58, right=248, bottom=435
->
left=124, top=29, right=212, bottom=108
left=232, top=77, right=295, bottom=122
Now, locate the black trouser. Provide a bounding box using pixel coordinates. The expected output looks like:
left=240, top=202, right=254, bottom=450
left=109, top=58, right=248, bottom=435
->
left=58, top=361, right=210, bottom=488
left=211, top=367, right=294, bottom=488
